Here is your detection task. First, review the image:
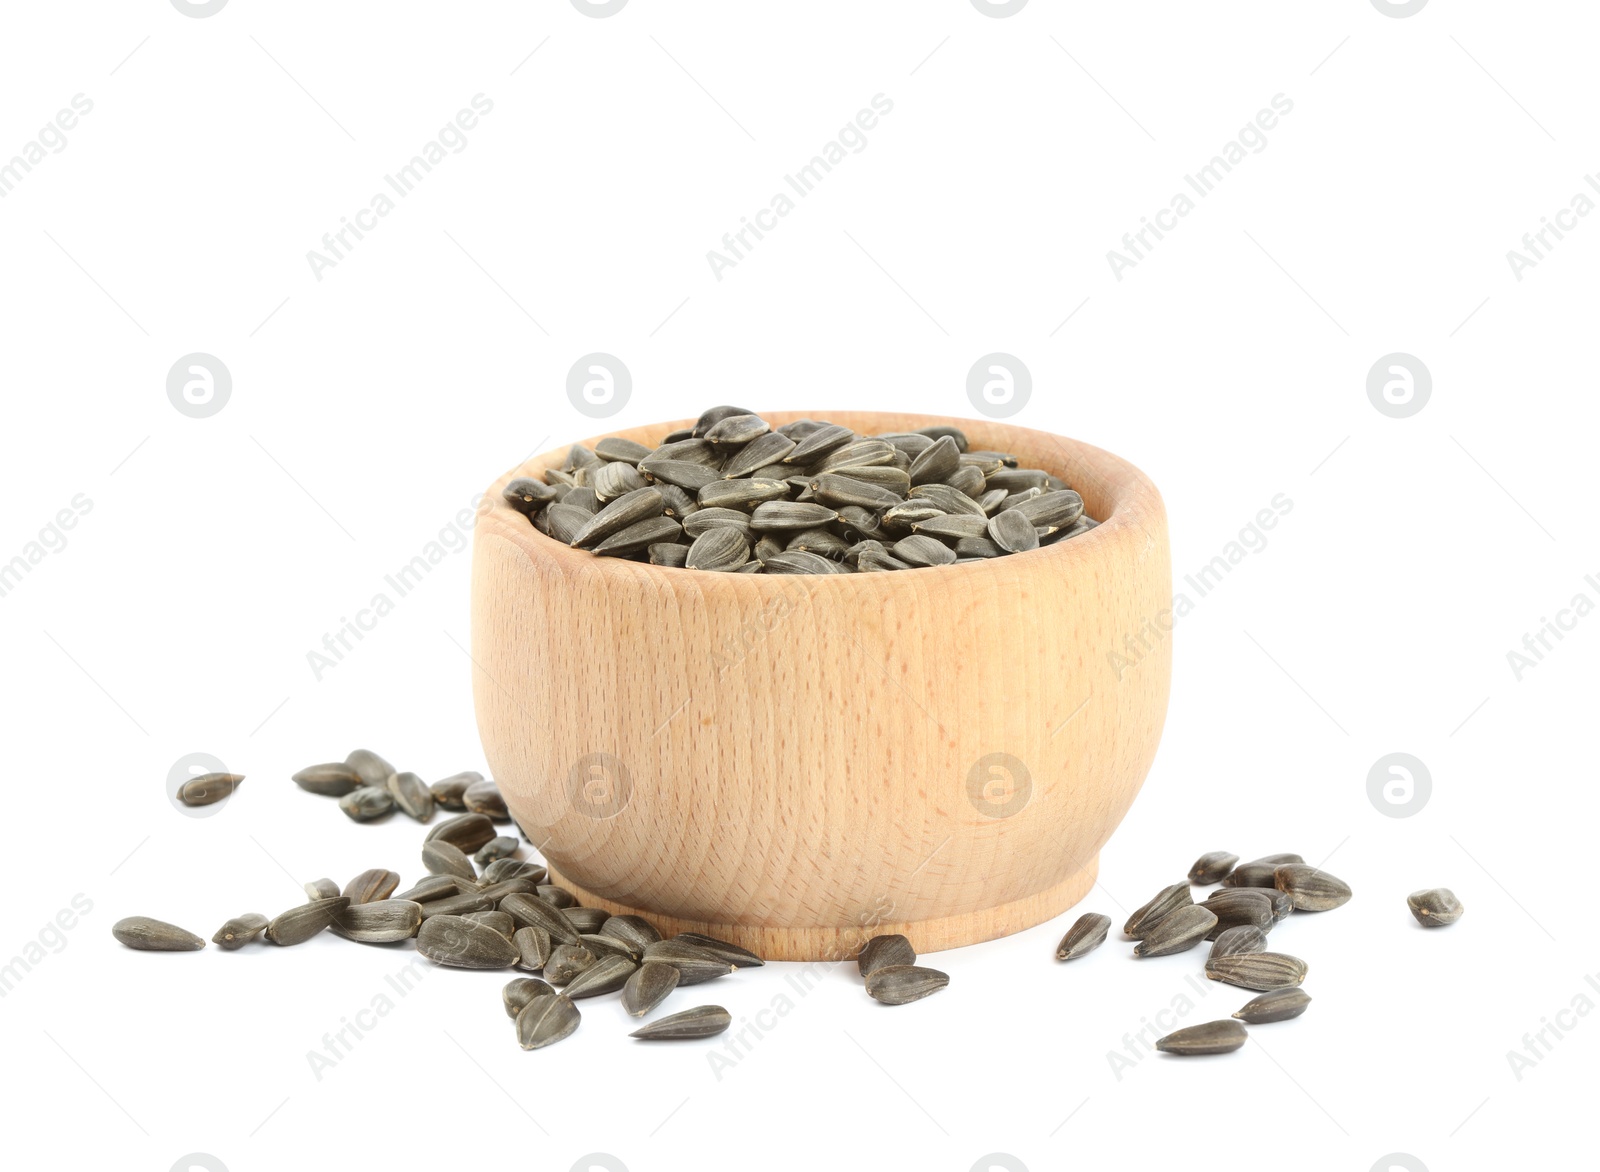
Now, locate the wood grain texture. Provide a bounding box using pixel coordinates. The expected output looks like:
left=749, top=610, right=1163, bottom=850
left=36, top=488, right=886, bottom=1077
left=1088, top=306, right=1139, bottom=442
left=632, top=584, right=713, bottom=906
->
left=471, top=412, right=1171, bottom=960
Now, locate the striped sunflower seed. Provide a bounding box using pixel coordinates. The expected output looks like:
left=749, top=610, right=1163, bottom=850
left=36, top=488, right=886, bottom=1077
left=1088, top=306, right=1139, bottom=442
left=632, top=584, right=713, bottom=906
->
left=564, top=954, right=639, bottom=999
left=682, top=507, right=756, bottom=540
left=638, top=459, right=720, bottom=492
left=686, top=527, right=751, bottom=572
left=858, top=934, right=916, bottom=976
left=1123, top=882, right=1193, bottom=938
left=516, top=993, right=581, bottom=1049
left=909, top=435, right=961, bottom=485
left=113, top=916, right=206, bottom=951
left=342, top=868, right=400, bottom=904
left=593, top=515, right=682, bottom=555
left=911, top=513, right=990, bottom=541
left=650, top=542, right=690, bottom=567
left=864, top=965, right=949, bottom=1005
left=891, top=535, right=957, bottom=567
left=623, top=962, right=681, bottom=1017
left=987, top=508, right=1039, bottom=553
left=720, top=431, right=797, bottom=480
left=810, top=473, right=904, bottom=511
left=601, top=915, right=662, bottom=952
left=503, top=477, right=557, bottom=513
left=461, top=910, right=516, bottom=940
left=1155, top=1019, right=1247, bottom=1055
left=569, top=486, right=665, bottom=548
left=386, top=771, right=434, bottom=822
left=542, top=503, right=592, bottom=544
left=908, top=483, right=987, bottom=517
left=703, top=412, right=770, bottom=445
left=593, top=460, right=646, bottom=502
left=1012, top=489, right=1084, bottom=528
left=211, top=913, right=269, bottom=950
left=474, top=836, right=520, bottom=868
left=481, top=859, right=547, bottom=885
left=953, top=535, right=1003, bottom=559
left=514, top=926, right=553, bottom=971
left=594, top=436, right=653, bottom=465
left=462, top=779, right=508, bottom=821
left=537, top=885, right=578, bottom=909
left=266, top=898, right=350, bottom=946
left=544, top=943, right=597, bottom=986
left=1055, top=913, right=1112, bottom=961
left=750, top=501, right=839, bottom=531
left=1233, top=987, right=1311, bottom=1024
left=1188, top=851, right=1239, bottom=886
left=762, top=550, right=839, bottom=575
left=305, top=877, right=340, bottom=901
left=630, top=1005, right=732, bottom=1040
left=580, top=933, right=639, bottom=961
left=1202, top=890, right=1276, bottom=938
left=698, top=478, right=790, bottom=511
left=1133, top=905, right=1217, bottom=957
left=1407, top=887, right=1463, bottom=927
left=1273, top=864, right=1352, bottom=912
left=564, top=908, right=609, bottom=935
left=345, top=748, right=395, bottom=788
left=339, top=785, right=393, bottom=822
left=393, top=875, right=464, bottom=903
left=1205, top=951, right=1309, bottom=991
left=1221, top=862, right=1280, bottom=888
left=500, top=893, right=582, bottom=945
left=783, top=423, right=854, bottom=464
left=425, top=813, right=497, bottom=854
left=1209, top=925, right=1269, bottom=961
left=416, top=914, right=518, bottom=968
left=417, top=891, right=496, bottom=920
left=429, top=771, right=482, bottom=809
left=504, top=976, right=555, bottom=1017
left=1246, top=853, right=1304, bottom=866
left=331, top=900, right=422, bottom=943
left=292, top=763, right=361, bottom=797
left=641, top=939, right=735, bottom=985
left=674, top=933, right=765, bottom=968
left=422, top=839, right=477, bottom=882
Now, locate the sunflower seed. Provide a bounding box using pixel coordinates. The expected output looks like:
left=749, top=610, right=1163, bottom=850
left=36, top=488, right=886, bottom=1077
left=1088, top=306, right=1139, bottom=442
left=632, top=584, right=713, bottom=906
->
left=503, top=476, right=557, bottom=513
left=1123, top=882, right=1193, bottom=938
left=953, top=535, right=1003, bottom=559
left=864, top=965, right=949, bottom=1005
left=342, top=868, right=400, bottom=904
left=416, top=914, right=518, bottom=968
left=622, top=961, right=681, bottom=1017
left=580, top=933, right=639, bottom=961
left=1055, top=913, right=1112, bottom=961
left=674, top=933, right=765, bottom=968
left=481, top=859, right=547, bottom=885
left=1221, top=862, right=1280, bottom=888
left=892, top=535, right=958, bottom=567
left=1012, top=489, right=1084, bottom=529
left=564, top=443, right=601, bottom=470
left=542, top=503, right=592, bottom=544
left=345, top=749, right=395, bottom=788
left=698, top=478, right=790, bottom=511
left=429, top=771, right=481, bottom=810
left=911, top=513, right=990, bottom=541
left=500, top=893, right=582, bottom=945
left=478, top=878, right=540, bottom=903
left=986, top=467, right=1049, bottom=492
left=564, top=954, right=639, bottom=999
left=1134, top=905, right=1218, bottom=957
left=1261, top=888, right=1294, bottom=923
left=816, top=439, right=896, bottom=472
left=422, top=839, right=477, bottom=882
left=988, top=508, right=1039, bottom=553
left=1246, top=853, right=1305, bottom=867
left=1155, top=1019, right=1247, bottom=1055
left=1188, top=851, right=1239, bottom=886
left=1201, top=890, right=1276, bottom=938
left=563, top=908, right=609, bottom=935
left=514, top=925, right=553, bottom=971
left=385, top=771, right=434, bottom=822
left=536, top=885, right=578, bottom=909
left=266, top=898, right=350, bottom=946
left=392, top=875, right=464, bottom=904
left=1205, top=952, right=1309, bottom=991
left=682, top=507, right=756, bottom=541
left=292, top=763, right=361, bottom=797
left=473, top=837, right=518, bottom=868
left=1233, top=987, right=1311, bottom=1024
left=686, top=527, right=751, bottom=572
left=425, top=813, right=497, bottom=854
left=569, top=486, right=665, bottom=548
left=594, top=436, right=653, bottom=465
left=211, top=913, right=268, bottom=950
left=173, top=771, right=242, bottom=806
left=906, top=434, right=960, bottom=486
left=462, top=779, right=508, bottom=821
left=1208, top=925, right=1269, bottom=961
left=764, top=550, right=840, bottom=575
left=594, top=515, right=683, bottom=556
left=915, top=424, right=968, bottom=450
left=641, top=939, right=736, bottom=984
left=750, top=501, right=839, bottom=531
left=858, top=934, right=916, bottom=976
left=503, top=976, right=555, bottom=1018
left=516, top=993, right=581, bottom=1049
left=639, top=459, right=720, bottom=492
left=908, top=483, right=987, bottom=517
left=601, top=915, right=662, bottom=952
left=113, top=916, right=206, bottom=951
left=720, top=431, right=798, bottom=480
left=808, top=473, right=903, bottom=512
left=339, top=785, right=393, bottom=822
left=544, top=943, right=597, bottom=986
left=650, top=542, right=690, bottom=566
left=703, top=412, right=770, bottom=446
left=331, top=900, right=422, bottom=943
left=304, top=877, right=340, bottom=901
left=1273, top=864, right=1352, bottom=912
left=418, top=891, right=496, bottom=919
left=656, top=483, right=698, bottom=519
left=783, top=423, right=854, bottom=464
left=459, top=911, right=515, bottom=941
left=593, top=460, right=646, bottom=503
left=630, top=1005, right=732, bottom=1040
left=1407, top=887, right=1463, bottom=927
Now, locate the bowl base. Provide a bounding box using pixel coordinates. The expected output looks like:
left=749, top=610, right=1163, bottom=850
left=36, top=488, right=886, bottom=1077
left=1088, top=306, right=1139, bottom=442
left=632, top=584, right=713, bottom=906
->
left=543, top=854, right=1099, bottom=962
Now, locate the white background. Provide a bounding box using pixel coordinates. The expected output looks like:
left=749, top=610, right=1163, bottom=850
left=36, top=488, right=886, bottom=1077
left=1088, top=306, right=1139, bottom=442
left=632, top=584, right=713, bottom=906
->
left=1, top=2, right=1594, bottom=1170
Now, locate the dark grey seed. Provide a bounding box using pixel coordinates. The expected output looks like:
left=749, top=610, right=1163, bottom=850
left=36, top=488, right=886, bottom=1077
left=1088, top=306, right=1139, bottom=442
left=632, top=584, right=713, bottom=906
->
left=342, top=868, right=400, bottom=904
left=564, top=484, right=600, bottom=511
left=911, top=513, right=990, bottom=541
left=393, top=875, right=465, bottom=904
left=503, top=476, right=557, bottom=514
left=1202, top=890, right=1276, bottom=938
left=641, top=940, right=736, bottom=985
left=721, top=431, right=798, bottom=480
left=593, top=515, right=682, bottom=555
left=1221, top=862, right=1280, bottom=888
left=1261, top=888, right=1293, bottom=923
left=1273, top=864, right=1353, bottom=912
left=461, top=910, right=516, bottom=940
left=385, top=770, right=434, bottom=822
left=816, top=439, right=896, bottom=472
left=536, top=885, right=578, bottom=909
left=564, top=908, right=609, bottom=934
left=339, top=785, right=393, bottom=822
left=481, top=859, right=547, bottom=885
left=859, top=549, right=912, bottom=572
left=810, top=473, right=904, bottom=511
left=479, top=878, right=540, bottom=903
left=1246, top=853, right=1305, bottom=867
left=914, top=424, right=968, bottom=451
left=113, top=916, right=206, bottom=952
left=750, top=501, right=839, bottom=531
left=1011, top=489, right=1084, bottom=528
left=703, top=412, right=771, bottom=446
left=542, top=503, right=592, bottom=544
left=649, top=542, right=690, bottom=567
left=835, top=505, right=887, bottom=542
left=426, top=813, right=497, bottom=854
left=1233, top=987, right=1311, bottom=1024
left=638, top=459, right=720, bottom=492
left=1209, top=925, right=1269, bottom=962
left=580, top=933, right=639, bottom=961
left=943, top=465, right=987, bottom=498
left=416, top=914, right=519, bottom=969
left=881, top=502, right=944, bottom=532
left=212, top=913, right=269, bottom=950
left=593, top=460, right=646, bottom=502
left=304, top=877, right=340, bottom=901
left=908, top=483, right=988, bottom=517
left=594, top=436, right=653, bottom=465
left=693, top=404, right=760, bottom=437
left=1123, top=882, right=1193, bottom=938
left=976, top=488, right=1009, bottom=515
left=266, top=897, right=350, bottom=946
left=564, top=954, right=639, bottom=999
left=417, top=891, right=496, bottom=919
left=563, top=443, right=601, bottom=470
left=858, top=934, right=916, bottom=976
left=1407, top=887, right=1464, bottom=927
left=292, top=762, right=361, bottom=797
left=752, top=534, right=786, bottom=562
left=660, top=427, right=696, bottom=443
left=500, top=893, right=582, bottom=945
left=953, top=535, right=1003, bottom=559
left=686, top=526, right=751, bottom=572
left=909, top=435, right=961, bottom=486
left=630, top=1005, right=732, bottom=1040
left=569, top=486, right=665, bottom=548
left=474, top=836, right=520, bottom=868
left=623, top=961, right=681, bottom=1017
left=462, top=779, right=509, bottom=821
left=654, top=437, right=721, bottom=465
left=1155, top=1019, right=1247, bottom=1055
left=1205, top=952, right=1309, bottom=991
left=543, top=467, right=577, bottom=488
left=429, top=771, right=482, bottom=809
left=544, top=943, right=597, bottom=986
left=422, top=839, right=477, bottom=882
left=698, top=478, right=790, bottom=511
left=345, top=748, right=395, bottom=788
left=1055, top=913, right=1112, bottom=961
left=504, top=976, right=555, bottom=1017
left=514, top=926, right=553, bottom=971
left=788, top=528, right=850, bottom=558
left=330, top=900, right=422, bottom=943
left=675, top=932, right=765, bottom=968
left=1134, top=905, right=1218, bottom=957
left=601, top=915, right=662, bottom=952
left=655, top=483, right=698, bottom=519
left=864, top=965, right=949, bottom=1005
left=516, top=993, right=581, bottom=1049
left=176, top=771, right=242, bottom=806
left=763, top=550, right=840, bottom=575
left=891, top=535, right=958, bottom=568
left=988, top=508, right=1039, bottom=553
left=831, top=464, right=913, bottom=494
left=985, top=467, right=1050, bottom=492
left=1188, top=851, right=1240, bottom=886
left=682, top=507, right=756, bottom=540
left=783, top=423, right=854, bottom=464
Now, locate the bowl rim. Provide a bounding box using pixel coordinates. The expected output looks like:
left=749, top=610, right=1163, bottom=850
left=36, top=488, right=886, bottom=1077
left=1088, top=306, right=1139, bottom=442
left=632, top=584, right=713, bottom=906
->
left=477, top=411, right=1164, bottom=588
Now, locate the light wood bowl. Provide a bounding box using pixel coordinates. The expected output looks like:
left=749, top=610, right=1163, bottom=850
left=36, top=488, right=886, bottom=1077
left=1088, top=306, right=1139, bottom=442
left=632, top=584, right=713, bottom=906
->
left=471, top=412, right=1170, bottom=960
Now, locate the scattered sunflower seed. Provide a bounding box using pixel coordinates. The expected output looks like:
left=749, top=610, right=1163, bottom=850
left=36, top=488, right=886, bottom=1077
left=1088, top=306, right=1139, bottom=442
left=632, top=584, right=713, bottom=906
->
left=1155, top=1019, right=1247, bottom=1055
left=601, top=915, right=662, bottom=952
left=339, top=786, right=393, bottom=823
left=858, top=934, right=916, bottom=976
left=544, top=943, right=597, bottom=986
left=641, top=940, right=735, bottom=985
left=1133, top=905, right=1217, bottom=957
left=516, top=993, right=581, bottom=1050
left=342, top=868, right=400, bottom=904
left=1209, top=925, right=1269, bottom=961
left=416, top=914, right=518, bottom=969
left=1205, top=951, right=1309, bottom=991
left=474, top=837, right=520, bottom=868
left=304, top=877, right=340, bottom=901
left=630, top=1005, right=732, bottom=1040
left=503, top=977, right=555, bottom=1018
left=1273, top=865, right=1353, bottom=912
left=266, top=898, right=350, bottom=946
left=1055, top=913, right=1112, bottom=961
left=674, top=932, right=765, bottom=968
left=1407, top=887, right=1463, bottom=927
left=114, top=916, right=206, bottom=951
left=425, top=813, right=497, bottom=854
left=1233, top=987, right=1311, bottom=1024
left=563, top=954, right=638, bottom=999
left=345, top=749, right=395, bottom=788
left=421, top=839, right=477, bottom=882
left=462, top=779, right=509, bottom=821
left=622, top=962, right=681, bottom=1017
left=330, top=900, right=422, bottom=944
left=386, top=771, right=434, bottom=822
left=1124, top=882, right=1193, bottom=939
left=501, top=894, right=582, bottom=945
left=1188, top=851, right=1239, bottom=886
left=292, top=763, right=361, bottom=797
left=864, top=965, right=949, bottom=1005
left=212, top=913, right=269, bottom=950
left=563, top=908, right=609, bottom=935
left=513, top=925, right=553, bottom=971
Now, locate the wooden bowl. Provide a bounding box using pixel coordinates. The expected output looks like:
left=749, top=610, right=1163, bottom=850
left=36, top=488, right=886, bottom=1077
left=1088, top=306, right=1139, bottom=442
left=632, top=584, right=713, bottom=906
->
left=471, top=412, right=1170, bottom=960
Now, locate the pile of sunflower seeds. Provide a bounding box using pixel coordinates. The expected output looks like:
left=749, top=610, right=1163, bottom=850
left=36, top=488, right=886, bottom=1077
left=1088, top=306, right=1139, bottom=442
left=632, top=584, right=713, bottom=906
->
left=502, top=406, right=1099, bottom=573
